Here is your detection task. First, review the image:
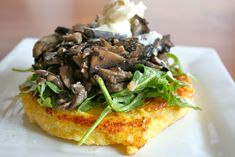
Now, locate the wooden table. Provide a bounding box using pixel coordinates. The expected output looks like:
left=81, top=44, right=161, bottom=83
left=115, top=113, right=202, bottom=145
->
left=1, top=0, right=235, bottom=80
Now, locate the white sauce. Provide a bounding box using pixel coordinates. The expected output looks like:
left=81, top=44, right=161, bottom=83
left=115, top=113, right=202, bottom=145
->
left=96, top=0, right=163, bottom=43
left=96, top=0, right=146, bottom=37
left=137, top=31, right=162, bottom=46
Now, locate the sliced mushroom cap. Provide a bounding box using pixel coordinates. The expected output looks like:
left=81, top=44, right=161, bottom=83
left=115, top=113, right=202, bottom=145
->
left=46, top=73, right=64, bottom=89
left=73, top=48, right=92, bottom=79
left=129, top=43, right=145, bottom=59
left=154, top=34, right=174, bottom=53
left=130, top=15, right=150, bottom=36
left=64, top=32, right=82, bottom=44
left=73, top=54, right=82, bottom=67
left=35, top=70, right=49, bottom=77
left=84, top=27, right=127, bottom=40
left=100, top=39, right=128, bottom=56
left=69, top=45, right=84, bottom=56
left=59, top=65, right=75, bottom=89
left=34, top=70, right=64, bottom=88
left=98, top=67, right=132, bottom=84
left=33, top=34, right=62, bottom=59
left=82, top=81, right=92, bottom=92
left=141, top=60, right=164, bottom=70
left=69, top=82, right=87, bottom=109
left=43, top=52, right=60, bottom=65
left=151, top=56, right=168, bottom=68
left=158, top=53, right=169, bottom=63
left=90, top=47, right=125, bottom=73
left=54, top=26, right=70, bottom=35
left=71, top=23, right=87, bottom=33
left=117, top=37, right=139, bottom=52
left=36, top=77, right=46, bottom=85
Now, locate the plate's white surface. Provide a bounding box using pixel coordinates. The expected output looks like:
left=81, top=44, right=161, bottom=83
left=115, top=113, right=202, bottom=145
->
left=0, top=38, right=235, bottom=157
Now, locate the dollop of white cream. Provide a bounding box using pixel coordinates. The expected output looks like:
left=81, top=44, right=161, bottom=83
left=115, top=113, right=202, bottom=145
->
left=137, top=31, right=162, bottom=46
left=96, top=0, right=163, bottom=44
left=96, top=0, right=146, bottom=37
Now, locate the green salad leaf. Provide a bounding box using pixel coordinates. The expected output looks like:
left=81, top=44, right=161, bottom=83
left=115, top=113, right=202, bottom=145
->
left=167, top=53, right=183, bottom=76
left=38, top=97, right=53, bottom=108
left=78, top=95, right=99, bottom=112
left=77, top=67, right=200, bottom=145
left=45, top=81, right=62, bottom=94
left=12, top=67, right=33, bottom=72
left=77, top=76, right=112, bottom=146
left=21, top=74, right=62, bottom=108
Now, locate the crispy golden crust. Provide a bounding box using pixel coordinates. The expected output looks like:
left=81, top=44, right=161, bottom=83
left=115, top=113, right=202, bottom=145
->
left=21, top=75, right=193, bottom=155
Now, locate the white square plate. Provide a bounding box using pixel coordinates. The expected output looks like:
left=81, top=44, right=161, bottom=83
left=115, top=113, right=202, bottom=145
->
left=0, top=38, right=234, bottom=157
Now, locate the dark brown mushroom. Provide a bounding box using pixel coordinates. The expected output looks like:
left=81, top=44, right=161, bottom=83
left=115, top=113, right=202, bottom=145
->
left=158, top=53, right=169, bottom=63
left=100, top=39, right=128, bottom=56
left=54, top=26, right=70, bottom=35
left=141, top=60, right=163, bottom=70
left=130, top=15, right=150, bottom=36
left=117, top=37, right=139, bottom=52
left=83, top=27, right=127, bottom=40
left=151, top=56, right=168, bottom=68
left=73, top=48, right=92, bottom=79
left=82, top=81, right=92, bottom=92
left=69, top=82, right=87, bottom=109
left=71, top=23, right=87, bottom=33
left=90, top=47, right=125, bottom=73
left=98, top=67, right=132, bottom=84
left=43, top=52, right=60, bottom=65
left=154, top=34, right=174, bottom=53
left=46, top=73, right=64, bottom=89
left=129, top=43, right=145, bottom=59
left=63, top=32, right=82, bottom=44
left=36, top=77, right=46, bottom=85
left=33, top=34, right=62, bottom=59
left=59, top=65, right=75, bottom=89
left=34, top=70, right=64, bottom=88
left=35, top=70, right=49, bottom=77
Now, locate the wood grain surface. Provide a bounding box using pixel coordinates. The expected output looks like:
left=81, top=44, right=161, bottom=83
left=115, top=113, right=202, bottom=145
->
left=0, top=0, right=234, bottom=80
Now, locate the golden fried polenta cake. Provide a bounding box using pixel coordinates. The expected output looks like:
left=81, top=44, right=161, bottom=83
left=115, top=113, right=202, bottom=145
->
left=21, top=75, right=193, bottom=155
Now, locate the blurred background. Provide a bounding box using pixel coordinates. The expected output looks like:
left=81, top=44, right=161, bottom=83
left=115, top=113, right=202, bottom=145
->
left=0, top=0, right=234, bottom=80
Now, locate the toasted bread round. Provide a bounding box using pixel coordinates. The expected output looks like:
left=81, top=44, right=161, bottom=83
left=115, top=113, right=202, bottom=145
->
left=20, top=75, right=193, bottom=155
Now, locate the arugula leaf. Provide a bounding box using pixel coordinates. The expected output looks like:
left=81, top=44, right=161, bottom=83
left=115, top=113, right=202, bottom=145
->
left=113, top=92, right=145, bottom=112
left=39, top=83, right=46, bottom=98
left=167, top=53, right=183, bottom=76
left=95, top=76, right=114, bottom=108
left=30, top=74, right=40, bottom=81
left=78, top=95, right=99, bottom=112
left=45, top=81, right=61, bottom=94
left=127, top=64, right=166, bottom=92
left=78, top=76, right=112, bottom=146
left=127, top=64, right=160, bottom=92
left=38, top=97, right=53, bottom=108
left=78, top=105, right=111, bottom=145
left=168, top=93, right=201, bottom=110
left=111, top=89, right=135, bottom=109
left=126, top=64, right=199, bottom=109
left=12, top=67, right=33, bottom=72
left=22, top=74, right=62, bottom=108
